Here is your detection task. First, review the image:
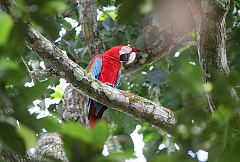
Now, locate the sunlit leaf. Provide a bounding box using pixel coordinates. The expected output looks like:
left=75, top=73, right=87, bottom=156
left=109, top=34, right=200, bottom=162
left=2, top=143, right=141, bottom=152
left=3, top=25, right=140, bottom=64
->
left=212, top=105, right=232, bottom=123
left=144, top=132, right=160, bottom=142
left=60, top=19, right=72, bottom=30
left=61, top=122, right=93, bottom=143
left=0, top=13, right=14, bottom=45
left=42, top=1, right=67, bottom=13
left=38, top=116, right=61, bottom=132
left=92, top=121, right=109, bottom=147
left=51, top=85, right=65, bottom=100
left=0, top=58, right=18, bottom=71
left=17, top=124, right=37, bottom=149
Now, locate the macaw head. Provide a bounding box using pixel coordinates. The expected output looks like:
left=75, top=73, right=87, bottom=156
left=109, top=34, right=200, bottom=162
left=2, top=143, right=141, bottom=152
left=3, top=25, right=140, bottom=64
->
left=119, top=45, right=136, bottom=64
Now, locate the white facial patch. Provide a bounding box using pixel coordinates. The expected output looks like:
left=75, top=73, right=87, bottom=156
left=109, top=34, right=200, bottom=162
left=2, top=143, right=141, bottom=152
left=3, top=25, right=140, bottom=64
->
left=119, top=46, right=132, bottom=55
left=127, top=52, right=136, bottom=64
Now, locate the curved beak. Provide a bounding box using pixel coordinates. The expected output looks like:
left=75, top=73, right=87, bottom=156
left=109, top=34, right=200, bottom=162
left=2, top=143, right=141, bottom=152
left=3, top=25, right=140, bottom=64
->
left=126, top=52, right=136, bottom=64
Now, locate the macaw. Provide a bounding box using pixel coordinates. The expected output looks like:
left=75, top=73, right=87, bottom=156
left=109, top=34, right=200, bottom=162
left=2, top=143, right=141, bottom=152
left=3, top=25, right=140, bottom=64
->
left=86, top=45, right=137, bottom=128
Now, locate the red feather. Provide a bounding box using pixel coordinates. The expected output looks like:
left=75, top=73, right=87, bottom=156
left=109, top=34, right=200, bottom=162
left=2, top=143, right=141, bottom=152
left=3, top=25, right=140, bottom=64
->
left=98, top=45, right=123, bottom=86
left=87, top=45, right=136, bottom=128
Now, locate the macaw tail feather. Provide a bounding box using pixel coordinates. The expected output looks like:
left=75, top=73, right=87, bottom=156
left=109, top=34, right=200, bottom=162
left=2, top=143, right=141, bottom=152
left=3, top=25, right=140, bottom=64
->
left=88, top=100, right=107, bottom=128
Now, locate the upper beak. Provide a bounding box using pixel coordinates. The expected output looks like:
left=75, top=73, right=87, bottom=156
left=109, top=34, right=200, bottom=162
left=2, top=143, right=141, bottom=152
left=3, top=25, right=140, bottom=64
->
left=126, top=52, right=136, bottom=64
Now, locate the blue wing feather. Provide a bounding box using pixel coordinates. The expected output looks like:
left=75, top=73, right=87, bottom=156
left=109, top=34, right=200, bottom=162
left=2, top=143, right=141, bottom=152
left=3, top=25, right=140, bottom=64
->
left=114, top=70, right=121, bottom=88
left=90, top=57, right=102, bottom=79
left=87, top=56, right=104, bottom=119
left=87, top=56, right=121, bottom=125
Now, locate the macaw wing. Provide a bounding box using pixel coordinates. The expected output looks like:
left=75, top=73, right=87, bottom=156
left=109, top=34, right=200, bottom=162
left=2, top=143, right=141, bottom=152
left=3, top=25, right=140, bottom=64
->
left=86, top=54, right=105, bottom=128
left=86, top=54, right=102, bottom=112
left=89, top=69, right=120, bottom=128
left=86, top=54, right=102, bottom=79
left=88, top=100, right=107, bottom=128
left=114, top=70, right=121, bottom=88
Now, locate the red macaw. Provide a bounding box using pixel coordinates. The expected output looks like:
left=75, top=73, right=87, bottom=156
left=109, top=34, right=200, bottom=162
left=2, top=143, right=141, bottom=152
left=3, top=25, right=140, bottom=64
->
left=86, top=45, right=137, bottom=128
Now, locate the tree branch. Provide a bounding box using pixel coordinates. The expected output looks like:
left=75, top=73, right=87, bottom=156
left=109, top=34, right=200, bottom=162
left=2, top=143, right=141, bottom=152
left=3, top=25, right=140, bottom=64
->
left=26, top=26, right=175, bottom=130
left=1, top=0, right=175, bottom=131
left=30, top=69, right=57, bottom=80
left=61, top=0, right=106, bottom=128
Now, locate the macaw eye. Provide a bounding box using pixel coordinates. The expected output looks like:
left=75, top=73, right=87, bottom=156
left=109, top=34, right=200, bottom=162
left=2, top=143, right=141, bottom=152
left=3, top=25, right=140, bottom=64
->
left=120, top=53, right=130, bottom=62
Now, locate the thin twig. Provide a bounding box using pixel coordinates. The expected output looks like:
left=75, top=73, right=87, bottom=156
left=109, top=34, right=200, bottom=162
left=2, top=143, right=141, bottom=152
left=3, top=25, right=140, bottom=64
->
left=21, top=56, right=34, bottom=81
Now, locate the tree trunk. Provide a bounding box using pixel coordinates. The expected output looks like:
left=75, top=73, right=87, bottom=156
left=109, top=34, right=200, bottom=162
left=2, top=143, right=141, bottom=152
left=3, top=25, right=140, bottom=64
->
left=78, top=0, right=105, bottom=55
left=62, top=0, right=106, bottom=128
left=0, top=2, right=189, bottom=159
left=33, top=133, right=68, bottom=162
left=62, top=85, right=89, bottom=127
left=188, top=0, right=231, bottom=112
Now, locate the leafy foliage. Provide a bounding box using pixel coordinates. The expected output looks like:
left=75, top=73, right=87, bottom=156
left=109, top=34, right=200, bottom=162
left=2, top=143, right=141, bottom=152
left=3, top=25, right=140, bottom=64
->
left=1, top=0, right=240, bottom=162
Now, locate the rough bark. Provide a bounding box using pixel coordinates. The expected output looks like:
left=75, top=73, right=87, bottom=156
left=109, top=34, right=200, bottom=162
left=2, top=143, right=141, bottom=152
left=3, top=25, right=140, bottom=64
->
left=25, top=25, right=174, bottom=160
left=77, top=0, right=105, bottom=54
left=77, top=0, right=134, bottom=152
left=1, top=1, right=175, bottom=130
left=61, top=0, right=106, bottom=128
left=0, top=145, right=33, bottom=162
left=0, top=133, right=68, bottom=162
left=33, top=133, right=68, bottom=162
left=26, top=25, right=175, bottom=129
left=1, top=0, right=191, bottom=160
left=187, top=0, right=231, bottom=112
left=30, top=69, right=57, bottom=81
left=62, top=86, right=89, bottom=127
left=1, top=0, right=194, bottom=75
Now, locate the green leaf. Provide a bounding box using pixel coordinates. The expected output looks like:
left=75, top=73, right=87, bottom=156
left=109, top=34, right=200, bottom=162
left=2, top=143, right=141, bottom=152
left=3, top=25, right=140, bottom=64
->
left=17, top=124, right=37, bottom=149
left=61, top=122, right=93, bottom=143
left=51, top=85, right=65, bottom=100
left=143, top=136, right=162, bottom=161
left=117, top=0, right=145, bottom=24
left=145, top=69, right=167, bottom=85
left=43, top=1, right=67, bottom=13
left=0, top=58, right=18, bottom=71
left=99, top=11, right=117, bottom=21
left=0, top=122, right=26, bottom=155
left=0, top=13, right=14, bottom=45
left=4, top=21, right=26, bottom=56
left=17, top=79, right=54, bottom=108
left=104, top=151, right=133, bottom=162
left=60, top=19, right=72, bottom=30
left=212, top=105, right=232, bottom=123
left=143, top=132, right=159, bottom=142
left=92, top=121, right=109, bottom=147
left=97, top=0, right=111, bottom=7
left=38, top=116, right=61, bottom=132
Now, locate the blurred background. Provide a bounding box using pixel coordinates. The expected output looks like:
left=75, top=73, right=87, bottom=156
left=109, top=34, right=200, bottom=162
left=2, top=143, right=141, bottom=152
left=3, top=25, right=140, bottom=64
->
left=1, top=0, right=240, bottom=162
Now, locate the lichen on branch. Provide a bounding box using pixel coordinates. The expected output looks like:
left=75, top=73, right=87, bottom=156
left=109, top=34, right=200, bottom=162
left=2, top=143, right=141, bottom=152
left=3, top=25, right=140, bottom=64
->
left=26, top=25, right=176, bottom=130
left=1, top=0, right=176, bottom=132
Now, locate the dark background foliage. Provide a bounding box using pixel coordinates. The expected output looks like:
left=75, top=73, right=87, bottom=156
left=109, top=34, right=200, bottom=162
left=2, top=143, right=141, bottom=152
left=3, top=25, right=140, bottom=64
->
left=1, top=0, right=240, bottom=161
